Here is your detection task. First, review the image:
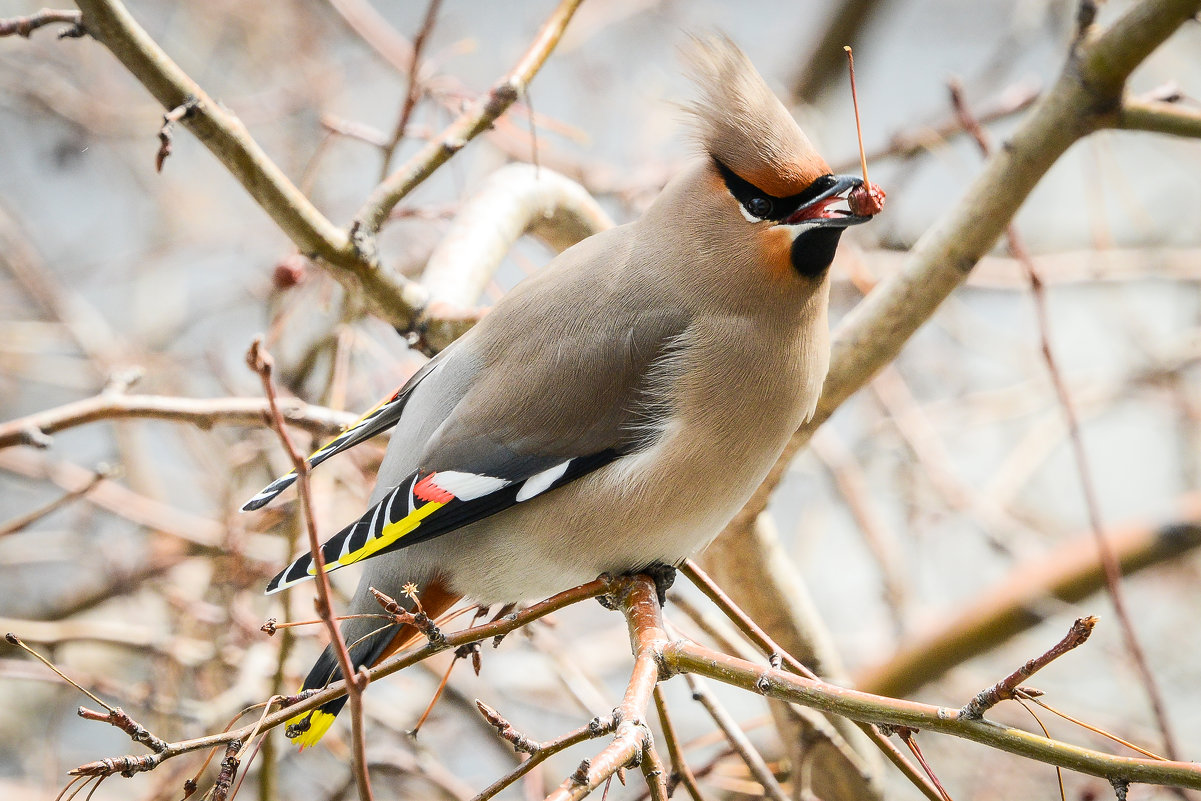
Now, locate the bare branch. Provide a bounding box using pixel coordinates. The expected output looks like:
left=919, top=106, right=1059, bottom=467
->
left=663, top=640, right=1201, bottom=791
left=245, top=338, right=373, bottom=801
left=0, top=393, right=355, bottom=450
left=353, top=0, right=585, bottom=235
left=959, top=617, right=1097, bottom=720
left=856, top=498, right=1201, bottom=698
left=0, top=8, right=83, bottom=38
left=72, top=0, right=430, bottom=330
left=1114, top=98, right=1201, bottom=139
left=685, top=673, right=789, bottom=801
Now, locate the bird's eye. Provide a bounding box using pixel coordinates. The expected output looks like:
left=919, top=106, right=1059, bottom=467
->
left=745, top=197, right=772, bottom=219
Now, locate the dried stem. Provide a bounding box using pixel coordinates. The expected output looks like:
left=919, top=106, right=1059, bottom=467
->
left=685, top=673, right=789, bottom=801
left=0, top=8, right=83, bottom=38
left=843, top=46, right=870, bottom=187
left=245, top=338, right=373, bottom=801
left=0, top=393, right=354, bottom=449
left=959, top=617, right=1097, bottom=720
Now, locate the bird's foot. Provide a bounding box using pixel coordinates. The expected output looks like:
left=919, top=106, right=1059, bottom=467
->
left=642, top=562, right=676, bottom=607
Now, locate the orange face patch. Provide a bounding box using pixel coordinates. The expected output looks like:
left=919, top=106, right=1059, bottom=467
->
left=756, top=225, right=799, bottom=280
left=738, top=157, right=831, bottom=200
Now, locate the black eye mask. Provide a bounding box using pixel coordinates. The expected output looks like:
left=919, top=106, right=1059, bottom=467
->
left=713, top=158, right=838, bottom=223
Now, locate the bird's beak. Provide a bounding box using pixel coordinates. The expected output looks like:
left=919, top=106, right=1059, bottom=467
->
left=780, top=175, right=872, bottom=229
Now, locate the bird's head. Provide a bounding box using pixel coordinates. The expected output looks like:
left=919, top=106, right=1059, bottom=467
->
left=679, top=35, right=875, bottom=281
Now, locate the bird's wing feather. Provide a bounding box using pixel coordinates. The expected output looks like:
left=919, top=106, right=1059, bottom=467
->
left=265, top=449, right=619, bottom=593
left=240, top=350, right=448, bottom=511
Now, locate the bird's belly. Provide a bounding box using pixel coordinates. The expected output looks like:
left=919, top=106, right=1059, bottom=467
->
left=412, top=415, right=798, bottom=605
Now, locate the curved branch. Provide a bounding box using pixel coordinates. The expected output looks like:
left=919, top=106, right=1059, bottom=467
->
left=0, top=393, right=355, bottom=450
left=856, top=495, right=1201, bottom=698
left=417, top=163, right=613, bottom=352
left=72, top=0, right=429, bottom=329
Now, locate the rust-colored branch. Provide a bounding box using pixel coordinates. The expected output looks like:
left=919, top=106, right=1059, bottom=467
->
left=652, top=685, right=705, bottom=801
left=856, top=497, right=1201, bottom=698
left=545, top=575, right=666, bottom=801
left=959, top=617, right=1097, bottom=720
left=245, top=339, right=373, bottom=801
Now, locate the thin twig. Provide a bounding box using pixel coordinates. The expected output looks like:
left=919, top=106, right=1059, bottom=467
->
left=354, top=0, right=585, bottom=234
left=948, top=77, right=1182, bottom=761
left=0, top=392, right=354, bottom=449
left=685, top=673, right=790, bottom=801
left=5, top=633, right=113, bottom=711
left=895, top=730, right=953, bottom=801
left=0, top=466, right=108, bottom=536
left=959, top=617, right=1097, bottom=719
left=470, top=713, right=616, bottom=801
left=379, top=0, right=442, bottom=178
left=1014, top=698, right=1067, bottom=801
left=1016, top=691, right=1167, bottom=761
left=651, top=685, right=705, bottom=801
left=245, top=338, right=373, bottom=801
left=0, top=8, right=84, bottom=38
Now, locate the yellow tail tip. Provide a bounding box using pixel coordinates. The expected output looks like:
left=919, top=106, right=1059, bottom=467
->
left=287, top=709, right=337, bottom=750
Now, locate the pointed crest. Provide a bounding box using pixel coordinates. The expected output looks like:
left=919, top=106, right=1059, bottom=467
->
left=682, top=34, right=829, bottom=197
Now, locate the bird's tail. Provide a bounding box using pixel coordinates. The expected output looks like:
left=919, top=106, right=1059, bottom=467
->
left=285, top=579, right=462, bottom=748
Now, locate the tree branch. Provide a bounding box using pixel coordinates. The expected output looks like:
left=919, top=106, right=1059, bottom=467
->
left=856, top=496, right=1201, bottom=698
left=0, top=393, right=355, bottom=450
left=72, top=0, right=429, bottom=330
left=1114, top=98, right=1201, bottom=139
left=0, top=8, right=83, bottom=38
left=663, top=641, right=1201, bottom=791
left=352, top=0, right=585, bottom=236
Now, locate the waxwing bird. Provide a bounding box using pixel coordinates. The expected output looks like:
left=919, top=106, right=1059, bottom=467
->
left=244, top=34, right=880, bottom=747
